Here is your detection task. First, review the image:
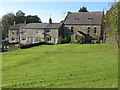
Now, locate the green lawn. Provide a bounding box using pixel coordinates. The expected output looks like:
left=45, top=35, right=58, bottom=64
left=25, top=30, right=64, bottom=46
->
left=2, top=43, right=118, bottom=88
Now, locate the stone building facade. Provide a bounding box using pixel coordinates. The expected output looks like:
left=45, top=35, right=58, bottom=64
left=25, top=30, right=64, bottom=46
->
left=20, top=22, right=63, bottom=44
left=8, top=11, right=104, bottom=44
left=9, top=24, right=25, bottom=43
left=8, top=19, right=63, bottom=44
left=63, top=12, right=104, bottom=43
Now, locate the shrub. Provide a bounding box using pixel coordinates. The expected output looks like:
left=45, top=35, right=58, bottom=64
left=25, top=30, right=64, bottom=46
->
left=92, top=35, right=101, bottom=40
left=75, top=35, right=83, bottom=43
left=58, top=36, right=62, bottom=44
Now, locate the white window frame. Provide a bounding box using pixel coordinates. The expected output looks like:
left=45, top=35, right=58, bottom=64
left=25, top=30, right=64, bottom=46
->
left=46, top=36, right=51, bottom=41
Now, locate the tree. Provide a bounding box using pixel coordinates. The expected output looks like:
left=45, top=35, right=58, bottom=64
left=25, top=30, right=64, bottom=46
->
left=15, top=10, right=42, bottom=24
left=1, top=10, right=42, bottom=40
left=15, top=16, right=26, bottom=24
left=79, top=7, right=88, bottom=12
left=16, top=10, right=25, bottom=17
left=15, top=10, right=26, bottom=24
left=2, top=13, right=15, bottom=39
left=104, top=1, right=120, bottom=47
left=26, top=15, right=42, bottom=23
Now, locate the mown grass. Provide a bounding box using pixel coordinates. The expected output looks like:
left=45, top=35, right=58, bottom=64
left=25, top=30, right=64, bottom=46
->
left=2, top=43, right=118, bottom=88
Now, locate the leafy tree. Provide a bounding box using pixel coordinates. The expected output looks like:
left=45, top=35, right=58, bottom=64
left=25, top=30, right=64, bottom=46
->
left=15, top=16, right=26, bottom=24
left=79, top=7, right=88, bottom=12
left=26, top=15, right=42, bottom=23
left=16, top=10, right=25, bottom=17
left=2, top=13, right=15, bottom=39
left=1, top=10, right=42, bottom=40
left=15, top=10, right=26, bottom=24
left=104, top=1, right=120, bottom=47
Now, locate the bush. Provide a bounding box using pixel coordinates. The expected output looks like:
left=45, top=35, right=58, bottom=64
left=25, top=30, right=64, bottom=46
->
left=19, top=42, right=45, bottom=49
left=92, top=35, right=100, bottom=40
left=58, top=36, right=62, bottom=44
left=62, top=37, right=70, bottom=43
left=75, top=35, right=83, bottom=43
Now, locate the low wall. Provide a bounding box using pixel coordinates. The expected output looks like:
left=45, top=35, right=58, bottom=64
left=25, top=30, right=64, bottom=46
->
left=105, top=36, right=117, bottom=43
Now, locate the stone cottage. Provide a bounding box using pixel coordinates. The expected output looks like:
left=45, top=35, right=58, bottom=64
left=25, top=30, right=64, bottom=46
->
left=9, top=11, right=104, bottom=44
left=9, top=24, right=25, bottom=43
left=9, top=18, right=63, bottom=44
left=63, top=11, right=104, bottom=43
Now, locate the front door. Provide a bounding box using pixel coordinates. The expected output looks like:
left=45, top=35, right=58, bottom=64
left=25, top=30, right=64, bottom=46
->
left=54, top=37, right=57, bottom=45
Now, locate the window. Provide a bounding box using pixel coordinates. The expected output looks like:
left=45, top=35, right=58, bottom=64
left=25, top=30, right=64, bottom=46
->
left=11, top=37, right=15, bottom=41
left=71, top=27, right=73, bottom=32
left=94, top=27, right=97, bottom=34
left=88, top=17, right=93, bottom=20
left=46, top=29, right=51, bottom=33
left=17, top=31, right=19, bottom=34
left=16, top=38, right=19, bottom=42
left=22, top=37, right=26, bottom=40
left=74, top=17, right=79, bottom=20
left=12, top=31, right=14, bottom=34
left=36, top=30, right=41, bottom=34
left=46, top=36, right=51, bottom=41
left=87, top=27, right=90, bottom=34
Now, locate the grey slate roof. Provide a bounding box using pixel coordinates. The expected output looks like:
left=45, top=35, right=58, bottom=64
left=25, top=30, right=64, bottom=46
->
left=21, top=23, right=61, bottom=29
left=10, top=24, right=25, bottom=30
left=64, top=12, right=103, bottom=25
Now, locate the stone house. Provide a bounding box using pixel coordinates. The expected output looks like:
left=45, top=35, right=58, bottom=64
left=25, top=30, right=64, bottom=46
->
left=8, top=11, right=104, bottom=44
left=9, top=18, right=63, bottom=44
left=63, top=11, right=104, bottom=43
left=9, top=24, right=25, bottom=43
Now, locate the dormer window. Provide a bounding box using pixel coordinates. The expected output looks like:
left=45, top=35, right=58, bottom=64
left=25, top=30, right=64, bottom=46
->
left=88, top=17, right=93, bottom=20
left=74, top=17, right=79, bottom=20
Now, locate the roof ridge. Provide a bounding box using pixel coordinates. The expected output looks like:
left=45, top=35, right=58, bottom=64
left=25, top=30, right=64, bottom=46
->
left=70, top=11, right=103, bottom=14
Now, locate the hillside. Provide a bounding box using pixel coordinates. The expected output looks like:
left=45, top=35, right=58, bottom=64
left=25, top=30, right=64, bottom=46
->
left=2, top=44, right=118, bottom=88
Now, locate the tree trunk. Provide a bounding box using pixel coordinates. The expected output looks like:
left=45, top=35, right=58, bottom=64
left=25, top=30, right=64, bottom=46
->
left=115, top=35, right=120, bottom=47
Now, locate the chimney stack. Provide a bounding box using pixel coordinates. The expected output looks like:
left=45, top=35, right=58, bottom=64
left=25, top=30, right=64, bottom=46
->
left=49, top=18, right=52, bottom=24
left=14, top=21, right=16, bottom=25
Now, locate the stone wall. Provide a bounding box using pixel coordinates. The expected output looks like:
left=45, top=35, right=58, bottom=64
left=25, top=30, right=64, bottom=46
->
left=20, top=28, right=44, bottom=44
left=20, top=28, right=59, bottom=44
left=44, top=29, right=59, bottom=44
left=105, top=36, right=117, bottom=43
left=9, top=29, right=20, bottom=43
left=64, top=25, right=101, bottom=35
left=64, top=24, right=102, bottom=42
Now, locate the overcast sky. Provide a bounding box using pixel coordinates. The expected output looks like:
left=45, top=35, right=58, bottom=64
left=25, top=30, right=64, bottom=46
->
left=0, top=2, right=114, bottom=23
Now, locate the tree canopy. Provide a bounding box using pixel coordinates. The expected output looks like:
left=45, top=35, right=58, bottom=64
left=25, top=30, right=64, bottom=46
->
left=1, top=10, right=42, bottom=40
left=79, top=7, right=88, bottom=12
left=104, top=1, right=120, bottom=47
left=16, top=10, right=25, bottom=17
left=1, top=13, right=15, bottom=39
